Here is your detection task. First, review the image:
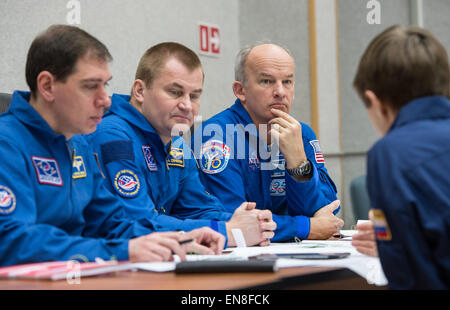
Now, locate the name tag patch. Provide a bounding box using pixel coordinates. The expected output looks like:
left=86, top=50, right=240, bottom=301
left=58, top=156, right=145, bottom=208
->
left=167, top=147, right=185, bottom=168
left=72, top=156, right=87, bottom=179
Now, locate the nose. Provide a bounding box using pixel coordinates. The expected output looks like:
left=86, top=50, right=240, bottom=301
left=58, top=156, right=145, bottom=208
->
left=95, top=85, right=111, bottom=110
left=178, top=94, right=193, bottom=113
left=272, top=80, right=286, bottom=99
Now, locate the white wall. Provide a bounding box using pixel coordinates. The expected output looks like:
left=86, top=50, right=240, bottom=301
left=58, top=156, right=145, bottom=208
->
left=0, top=0, right=240, bottom=120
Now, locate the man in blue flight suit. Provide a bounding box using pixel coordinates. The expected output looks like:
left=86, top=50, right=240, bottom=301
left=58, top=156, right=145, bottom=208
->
left=192, top=43, right=344, bottom=242
left=352, top=25, right=450, bottom=289
left=88, top=42, right=276, bottom=248
left=0, top=25, right=224, bottom=267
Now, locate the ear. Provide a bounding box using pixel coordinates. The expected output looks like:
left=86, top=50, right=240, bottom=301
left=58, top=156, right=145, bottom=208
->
left=132, top=79, right=146, bottom=104
left=365, top=90, right=383, bottom=113
left=365, top=90, right=393, bottom=117
left=36, top=71, right=56, bottom=102
left=232, top=81, right=246, bottom=102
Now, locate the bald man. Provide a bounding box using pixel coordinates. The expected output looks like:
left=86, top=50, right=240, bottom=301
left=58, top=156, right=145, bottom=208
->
left=192, top=43, right=344, bottom=242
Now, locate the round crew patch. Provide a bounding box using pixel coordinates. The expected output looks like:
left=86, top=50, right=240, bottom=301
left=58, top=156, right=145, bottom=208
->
left=0, top=185, right=16, bottom=214
left=114, top=170, right=140, bottom=197
left=200, top=140, right=231, bottom=174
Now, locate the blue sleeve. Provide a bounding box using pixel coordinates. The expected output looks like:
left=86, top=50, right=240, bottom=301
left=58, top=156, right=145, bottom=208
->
left=286, top=123, right=339, bottom=217
left=0, top=141, right=131, bottom=266
left=89, top=128, right=159, bottom=220
left=81, top=154, right=159, bottom=240
left=89, top=130, right=230, bottom=243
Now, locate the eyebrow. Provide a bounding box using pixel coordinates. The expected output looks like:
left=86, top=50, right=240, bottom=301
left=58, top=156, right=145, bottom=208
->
left=170, top=82, right=203, bottom=93
left=81, top=76, right=113, bottom=83
left=259, top=72, right=294, bottom=79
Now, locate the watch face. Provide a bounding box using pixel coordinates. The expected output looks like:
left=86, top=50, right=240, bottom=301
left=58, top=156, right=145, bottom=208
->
left=287, top=160, right=312, bottom=176
left=300, top=160, right=312, bottom=176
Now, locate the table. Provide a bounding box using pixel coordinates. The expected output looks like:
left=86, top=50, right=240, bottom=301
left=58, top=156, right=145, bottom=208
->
left=0, top=265, right=386, bottom=290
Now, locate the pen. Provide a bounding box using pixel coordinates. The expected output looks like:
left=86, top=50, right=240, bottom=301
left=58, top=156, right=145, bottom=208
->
left=179, top=238, right=194, bottom=245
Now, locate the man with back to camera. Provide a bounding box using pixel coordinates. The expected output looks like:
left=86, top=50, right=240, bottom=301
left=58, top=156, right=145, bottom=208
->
left=87, top=42, right=276, bottom=248
left=0, top=25, right=224, bottom=267
left=352, top=25, right=450, bottom=289
left=192, top=43, right=344, bottom=242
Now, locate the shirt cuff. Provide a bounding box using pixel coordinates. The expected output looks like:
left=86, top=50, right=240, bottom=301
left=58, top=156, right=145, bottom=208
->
left=210, top=220, right=228, bottom=249
left=296, top=216, right=310, bottom=240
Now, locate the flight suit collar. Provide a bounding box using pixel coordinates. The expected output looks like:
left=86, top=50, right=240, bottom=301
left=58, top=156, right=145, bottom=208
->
left=110, top=93, right=180, bottom=155
left=229, top=99, right=260, bottom=137
left=390, top=96, right=450, bottom=132
left=9, top=90, right=66, bottom=142
left=110, top=93, right=159, bottom=136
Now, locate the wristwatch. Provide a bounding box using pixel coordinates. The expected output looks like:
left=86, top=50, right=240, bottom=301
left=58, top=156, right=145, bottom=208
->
left=286, top=160, right=312, bottom=177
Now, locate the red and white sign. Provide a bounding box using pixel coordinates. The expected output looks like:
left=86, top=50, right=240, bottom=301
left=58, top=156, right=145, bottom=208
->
left=199, top=23, right=220, bottom=57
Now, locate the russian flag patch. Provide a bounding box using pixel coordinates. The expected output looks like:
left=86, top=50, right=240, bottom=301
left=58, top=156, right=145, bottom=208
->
left=372, top=209, right=392, bottom=241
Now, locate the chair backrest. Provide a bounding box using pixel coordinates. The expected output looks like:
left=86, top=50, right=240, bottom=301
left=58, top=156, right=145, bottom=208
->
left=0, top=93, right=12, bottom=114
left=350, top=174, right=371, bottom=221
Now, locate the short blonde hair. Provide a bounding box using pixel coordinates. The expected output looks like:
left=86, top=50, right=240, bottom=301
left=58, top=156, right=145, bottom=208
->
left=135, top=42, right=203, bottom=88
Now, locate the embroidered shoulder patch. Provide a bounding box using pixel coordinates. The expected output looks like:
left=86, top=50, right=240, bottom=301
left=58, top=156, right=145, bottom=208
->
left=200, top=140, right=231, bottom=174
left=0, top=185, right=16, bottom=215
left=372, top=209, right=392, bottom=241
left=31, top=156, right=63, bottom=186
left=114, top=170, right=140, bottom=197
left=309, top=140, right=325, bottom=163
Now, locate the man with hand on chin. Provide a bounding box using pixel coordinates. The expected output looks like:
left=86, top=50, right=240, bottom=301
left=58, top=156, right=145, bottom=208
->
left=88, top=42, right=276, bottom=248
left=193, top=43, right=344, bottom=242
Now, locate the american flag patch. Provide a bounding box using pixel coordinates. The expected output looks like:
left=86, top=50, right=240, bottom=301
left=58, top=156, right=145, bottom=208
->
left=309, top=140, right=325, bottom=163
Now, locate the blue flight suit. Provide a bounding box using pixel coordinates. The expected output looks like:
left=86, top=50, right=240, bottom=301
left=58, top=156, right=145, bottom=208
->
left=0, top=91, right=158, bottom=267
left=367, top=96, right=450, bottom=289
left=192, top=99, right=338, bottom=241
left=87, top=94, right=232, bottom=243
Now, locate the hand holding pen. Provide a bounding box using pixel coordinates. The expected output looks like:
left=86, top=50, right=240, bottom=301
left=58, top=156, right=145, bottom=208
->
left=128, top=227, right=225, bottom=263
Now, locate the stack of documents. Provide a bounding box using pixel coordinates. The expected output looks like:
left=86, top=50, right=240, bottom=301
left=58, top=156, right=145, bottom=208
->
left=134, top=238, right=388, bottom=286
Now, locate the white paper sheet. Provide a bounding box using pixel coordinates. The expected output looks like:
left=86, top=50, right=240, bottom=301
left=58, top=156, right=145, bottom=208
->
left=131, top=262, right=176, bottom=273
left=225, top=241, right=388, bottom=286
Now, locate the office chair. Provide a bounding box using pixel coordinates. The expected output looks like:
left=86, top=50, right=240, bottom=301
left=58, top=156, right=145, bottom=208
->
left=350, top=174, right=371, bottom=221
left=0, top=93, right=12, bottom=114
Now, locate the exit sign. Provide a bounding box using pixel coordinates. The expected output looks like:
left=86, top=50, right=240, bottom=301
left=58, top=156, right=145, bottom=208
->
left=199, top=23, right=221, bottom=57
